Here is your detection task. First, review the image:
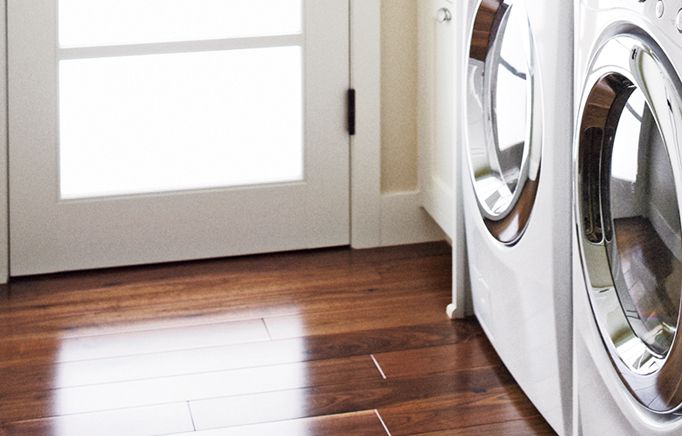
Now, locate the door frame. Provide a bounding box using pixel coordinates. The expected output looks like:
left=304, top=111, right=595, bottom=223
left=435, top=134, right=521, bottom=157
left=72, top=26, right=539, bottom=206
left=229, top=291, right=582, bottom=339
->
left=0, top=0, right=384, bottom=282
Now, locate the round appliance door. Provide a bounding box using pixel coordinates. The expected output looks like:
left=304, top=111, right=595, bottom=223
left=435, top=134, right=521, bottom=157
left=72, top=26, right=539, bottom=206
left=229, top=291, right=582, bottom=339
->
left=576, top=32, right=682, bottom=413
left=466, top=0, right=542, bottom=245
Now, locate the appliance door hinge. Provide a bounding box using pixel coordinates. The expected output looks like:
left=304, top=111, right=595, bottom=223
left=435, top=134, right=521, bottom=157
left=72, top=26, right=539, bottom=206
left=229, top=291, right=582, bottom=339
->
left=347, top=88, right=356, bottom=136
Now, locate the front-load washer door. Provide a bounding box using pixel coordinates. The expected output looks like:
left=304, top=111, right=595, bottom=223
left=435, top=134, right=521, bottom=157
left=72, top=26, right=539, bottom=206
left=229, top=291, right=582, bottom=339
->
left=576, top=31, right=682, bottom=414
left=466, top=0, right=542, bottom=245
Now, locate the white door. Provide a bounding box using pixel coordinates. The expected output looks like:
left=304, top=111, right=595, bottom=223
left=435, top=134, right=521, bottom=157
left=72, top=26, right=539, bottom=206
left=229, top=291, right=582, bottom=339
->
left=8, top=0, right=350, bottom=276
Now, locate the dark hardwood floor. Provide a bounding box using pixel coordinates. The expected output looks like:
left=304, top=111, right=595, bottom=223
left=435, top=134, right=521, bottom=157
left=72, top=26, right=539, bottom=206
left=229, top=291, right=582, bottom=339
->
left=0, top=242, right=555, bottom=435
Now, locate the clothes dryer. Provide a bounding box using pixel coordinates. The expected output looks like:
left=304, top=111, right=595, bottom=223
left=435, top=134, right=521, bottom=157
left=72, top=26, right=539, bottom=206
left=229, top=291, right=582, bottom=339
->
left=574, top=0, right=682, bottom=433
left=460, top=0, right=574, bottom=433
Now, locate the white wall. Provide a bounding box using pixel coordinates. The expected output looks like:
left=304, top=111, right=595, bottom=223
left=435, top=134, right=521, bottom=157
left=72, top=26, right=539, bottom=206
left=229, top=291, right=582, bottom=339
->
left=378, top=0, right=445, bottom=246
left=381, top=0, right=419, bottom=194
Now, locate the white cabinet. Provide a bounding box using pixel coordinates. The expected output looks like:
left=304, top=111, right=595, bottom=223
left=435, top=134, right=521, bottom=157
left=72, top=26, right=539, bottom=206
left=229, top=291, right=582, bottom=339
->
left=418, top=0, right=457, bottom=238
left=418, top=0, right=469, bottom=318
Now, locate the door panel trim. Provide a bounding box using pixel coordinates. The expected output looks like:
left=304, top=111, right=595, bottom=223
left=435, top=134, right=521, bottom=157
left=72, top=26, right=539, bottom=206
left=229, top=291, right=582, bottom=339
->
left=0, top=0, right=386, bottom=282
left=8, top=0, right=350, bottom=275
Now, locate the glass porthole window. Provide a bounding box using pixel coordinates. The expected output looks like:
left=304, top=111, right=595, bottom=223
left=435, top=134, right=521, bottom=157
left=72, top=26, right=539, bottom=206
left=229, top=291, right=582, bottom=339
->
left=576, top=33, right=682, bottom=413
left=466, top=0, right=542, bottom=245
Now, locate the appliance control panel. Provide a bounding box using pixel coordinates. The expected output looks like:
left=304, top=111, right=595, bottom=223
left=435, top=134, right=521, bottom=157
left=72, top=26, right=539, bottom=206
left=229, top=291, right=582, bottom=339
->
left=636, top=0, right=682, bottom=34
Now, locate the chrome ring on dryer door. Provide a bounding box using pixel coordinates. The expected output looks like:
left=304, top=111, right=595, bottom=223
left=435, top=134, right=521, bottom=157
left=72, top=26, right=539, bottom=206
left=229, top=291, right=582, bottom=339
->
left=576, top=30, right=682, bottom=414
left=466, top=0, right=542, bottom=245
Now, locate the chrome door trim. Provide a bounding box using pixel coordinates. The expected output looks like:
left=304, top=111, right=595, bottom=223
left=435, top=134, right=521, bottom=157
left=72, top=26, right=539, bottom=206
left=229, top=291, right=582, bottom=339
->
left=575, top=30, right=682, bottom=414
left=466, top=0, right=542, bottom=245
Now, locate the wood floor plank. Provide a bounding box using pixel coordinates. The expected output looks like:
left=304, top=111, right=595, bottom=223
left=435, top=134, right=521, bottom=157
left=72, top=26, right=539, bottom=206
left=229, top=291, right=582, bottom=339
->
left=0, top=259, right=448, bottom=338
left=263, top=291, right=451, bottom=339
left=169, top=411, right=388, bottom=436
left=414, top=416, right=557, bottom=435
left=0, top=243, right=552, bottom=434
left=59, top=318, right=269, bottom=362
left=373, top=253, right=452, bottom=280
left=0, top=264, right=448, bottom=348
left=0, top=281, right=456, bottom=370
left=0, top=355, right=380, bottom=423
left=372, top=339, right=500, bottom=378
left=189, top=365, right=515, bottom=430
left=3, top=250, right=388, bottom=303
left=1, top=245, right=427, bottom=332
left=0, top=264, right=383, bottom=339
left=0, top=321, right=480, bottom=395
left=3, top=403, right=194, bottom=436
left=1, top=243, right=443, bottom=314
left=4, top=243, right=448, bottom=304
left=0, top=318, right=270, bottom=367
left=378, top=386, right=546, bottom=435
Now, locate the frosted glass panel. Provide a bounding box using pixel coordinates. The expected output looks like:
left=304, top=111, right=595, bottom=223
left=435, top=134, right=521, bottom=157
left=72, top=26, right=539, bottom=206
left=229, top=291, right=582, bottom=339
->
left=59, top=47, right=303, bottom=199
left=59, top=0, right=302, bottom=48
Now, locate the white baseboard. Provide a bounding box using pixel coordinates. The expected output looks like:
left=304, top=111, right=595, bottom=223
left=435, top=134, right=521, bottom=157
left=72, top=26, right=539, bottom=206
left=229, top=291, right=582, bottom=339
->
left=381, top=191, right=446, bottom=247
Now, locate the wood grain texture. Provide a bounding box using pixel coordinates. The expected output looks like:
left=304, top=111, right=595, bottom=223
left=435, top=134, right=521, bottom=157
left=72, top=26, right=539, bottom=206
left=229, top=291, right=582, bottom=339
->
left=0, top=322, right=478, bottom=396
left=168, top=411, right=388, bottom=436
left=3, top=403, right=195, bottom=436
left=0, top=356, right=380, bottom=422
left=378, top=386, right=550, bottom=435
left=0, top=242, right=554, bottom=435
left=188, top=366, right=517, bottom=430
left=373, top=338, right=499, bottom=378
left=414, top=416, right=556, bottom=435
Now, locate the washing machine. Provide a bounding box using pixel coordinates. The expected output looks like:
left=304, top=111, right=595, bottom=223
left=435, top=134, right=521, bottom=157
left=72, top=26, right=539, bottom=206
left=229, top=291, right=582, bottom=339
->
left=573, top=0, right=682, bottom=434
left=460, top=0, right=573, bottom=433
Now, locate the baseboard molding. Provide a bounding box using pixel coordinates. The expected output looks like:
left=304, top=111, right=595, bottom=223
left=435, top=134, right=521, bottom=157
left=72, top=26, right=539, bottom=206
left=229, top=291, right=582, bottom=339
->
left=381, top=191, right=446, bottom=247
